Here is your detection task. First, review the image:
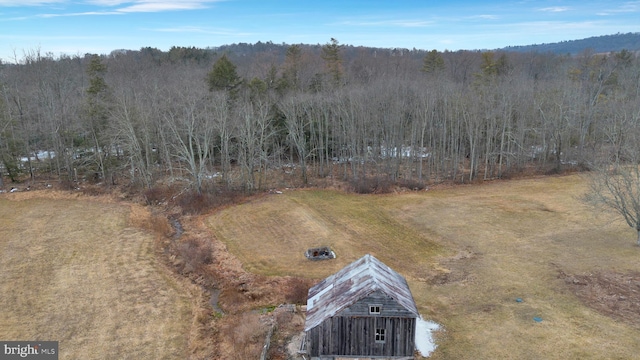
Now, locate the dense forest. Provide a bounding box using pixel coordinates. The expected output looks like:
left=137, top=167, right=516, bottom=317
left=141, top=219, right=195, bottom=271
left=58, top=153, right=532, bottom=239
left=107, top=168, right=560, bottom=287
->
left=1, top=37, right=639, bottom=196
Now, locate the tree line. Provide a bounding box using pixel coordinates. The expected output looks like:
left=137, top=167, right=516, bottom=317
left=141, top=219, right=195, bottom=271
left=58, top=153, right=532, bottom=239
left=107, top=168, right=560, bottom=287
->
left=504, top=32, right=640, bottom=55
left=0, top=41, right=638, bottom=193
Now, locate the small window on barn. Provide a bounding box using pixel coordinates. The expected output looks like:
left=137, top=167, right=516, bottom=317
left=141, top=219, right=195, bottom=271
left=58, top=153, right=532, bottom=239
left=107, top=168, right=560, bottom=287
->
left=375, top=328, right=386, bottom=343
left=369, top=305, right=381, bottom=314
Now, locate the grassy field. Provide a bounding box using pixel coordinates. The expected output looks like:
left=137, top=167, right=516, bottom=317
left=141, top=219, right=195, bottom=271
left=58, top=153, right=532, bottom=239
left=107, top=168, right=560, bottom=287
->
left=0, top=193, right=193, bottom=360
left=207, top=174, right=640, bottom=359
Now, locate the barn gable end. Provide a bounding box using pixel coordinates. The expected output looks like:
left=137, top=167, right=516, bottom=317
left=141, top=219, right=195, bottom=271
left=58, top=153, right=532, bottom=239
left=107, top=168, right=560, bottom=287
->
left=304, top=254, right=419, bottom=359
left=339, top=289, right=418, bottom=318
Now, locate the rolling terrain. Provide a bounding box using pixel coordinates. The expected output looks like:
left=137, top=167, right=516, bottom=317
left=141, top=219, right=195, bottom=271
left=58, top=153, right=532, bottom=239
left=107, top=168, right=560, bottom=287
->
left=2, top=174, right=639, bottom=359
left=208, top=174, right=640, bottom=359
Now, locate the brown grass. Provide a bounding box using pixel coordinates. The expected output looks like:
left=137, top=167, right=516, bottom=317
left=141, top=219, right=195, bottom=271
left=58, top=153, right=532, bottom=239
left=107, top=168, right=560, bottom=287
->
left=207, top=189, right=442, bottom=278
left=5, top=173, right=639, bottom=359
left=0, top=194, right=194, bottom=360
left=219, top=313, right=269, bottom=360
left=206, top=174, right=640, bottom=360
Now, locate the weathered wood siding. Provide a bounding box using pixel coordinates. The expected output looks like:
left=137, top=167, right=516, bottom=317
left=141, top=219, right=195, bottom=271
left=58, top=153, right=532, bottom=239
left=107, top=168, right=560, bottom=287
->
left=307, top=295, right=416, bottom=358
left=307, top=316, right=415, bottom=358
left=340, top=290, right=416, bottom=318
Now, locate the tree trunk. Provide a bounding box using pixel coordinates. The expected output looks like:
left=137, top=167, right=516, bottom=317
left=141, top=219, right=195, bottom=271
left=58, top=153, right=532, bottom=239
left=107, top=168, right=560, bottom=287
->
left=637, top=228, right=640, bottom=247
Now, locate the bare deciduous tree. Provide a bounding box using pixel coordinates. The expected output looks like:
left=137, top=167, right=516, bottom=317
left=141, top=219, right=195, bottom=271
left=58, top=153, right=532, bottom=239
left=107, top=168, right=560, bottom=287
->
left=111, top=88, right=153, bottom=188
left=163, top=85, right=216, bottom=194
left=0, top=42, right=638, bottom=193
left=236, top=97, right=276, bottom=190
left=584, top=164, right=640, bottom=246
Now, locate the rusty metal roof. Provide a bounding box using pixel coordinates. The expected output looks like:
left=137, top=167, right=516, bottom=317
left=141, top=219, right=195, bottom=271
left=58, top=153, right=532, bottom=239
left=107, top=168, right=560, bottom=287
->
left=305, top=254, right=418, bottom=331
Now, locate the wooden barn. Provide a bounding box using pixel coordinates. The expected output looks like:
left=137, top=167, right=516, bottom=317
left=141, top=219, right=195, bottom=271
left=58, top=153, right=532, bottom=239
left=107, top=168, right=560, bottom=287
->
left=303, top=254, right=418, bottom=360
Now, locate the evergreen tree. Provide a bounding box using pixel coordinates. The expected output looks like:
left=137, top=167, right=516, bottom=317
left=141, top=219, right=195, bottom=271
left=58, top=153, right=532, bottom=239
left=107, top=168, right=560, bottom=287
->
left=321, top=38, right=343, bottom=87
left=421, top=49, right=445, bottom=74
left=614, top=49, right=633, bottom=68
left=480, top=52, right=509, bottom=77
left=85, top=54, right=112, bottom=182
left=206, top=54, right=242, bottom=93
left=282, top=44, right=302, bottom=91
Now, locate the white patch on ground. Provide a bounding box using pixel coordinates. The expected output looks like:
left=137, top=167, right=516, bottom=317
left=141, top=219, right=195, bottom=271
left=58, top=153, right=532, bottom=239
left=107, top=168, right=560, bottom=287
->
left=415, top=316, right=441, bottom=357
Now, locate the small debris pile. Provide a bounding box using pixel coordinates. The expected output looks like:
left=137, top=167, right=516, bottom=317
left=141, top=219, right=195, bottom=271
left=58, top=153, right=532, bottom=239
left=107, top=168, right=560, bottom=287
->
left=305, top=246, right=335, bottom=261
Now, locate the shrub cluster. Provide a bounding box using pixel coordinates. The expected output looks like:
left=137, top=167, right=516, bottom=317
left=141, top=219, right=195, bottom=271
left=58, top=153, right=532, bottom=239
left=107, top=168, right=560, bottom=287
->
left=176, top=188, right=246, bottom=215
left=143, top=186, right=174, bottom=205
left=350, top=177, right=393, bottom=194
left=397, top=178, right=427, bottom=191
left=178, top=238, right=213, bottom=273
left=285, top=277, right=313, bottom=305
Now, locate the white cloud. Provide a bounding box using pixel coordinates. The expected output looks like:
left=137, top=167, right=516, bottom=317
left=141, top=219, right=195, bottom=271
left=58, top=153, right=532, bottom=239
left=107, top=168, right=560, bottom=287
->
left=469, top=14, right=499, bottom=20
left=0, top=0, right=224, bottom=12
left=82, top=1, right=226, bottom=13
left=86, top=0, right=223, bottom=7
left=153, top=25, right=209, bottom=33
left=2, top=0, right=225, bottom=19
left=117, top=2, right=209, bottom=13
left=151, top=25, right=252, bottom=36
left=85, top=0, right=130, bottom=5
left=621, top=1, right=640, bottom=10
left=538, top=6, right=571, bottom=13
left=37, top=11, right=121, bottom=18
left=340, top=19, right=433, bottom=28
left=0, top=0, right=64, bottom=5
left=607, top=1, right=640, bottom=13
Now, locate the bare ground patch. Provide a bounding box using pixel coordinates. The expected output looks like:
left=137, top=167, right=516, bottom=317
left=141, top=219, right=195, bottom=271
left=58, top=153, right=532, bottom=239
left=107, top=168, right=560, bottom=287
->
left=425, top=248, right=479, bottom=285
left=559, top=270, right=640, bottom=329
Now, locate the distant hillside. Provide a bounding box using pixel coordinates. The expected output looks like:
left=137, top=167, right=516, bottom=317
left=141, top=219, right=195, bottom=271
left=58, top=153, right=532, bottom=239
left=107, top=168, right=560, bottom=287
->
left=502, top=32, right=640, bottom=55
left=128, top=33, right=640, bottom=67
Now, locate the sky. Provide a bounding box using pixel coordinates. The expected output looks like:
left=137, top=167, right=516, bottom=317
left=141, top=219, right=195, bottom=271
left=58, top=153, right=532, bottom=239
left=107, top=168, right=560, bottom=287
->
left=0, top=0, right=639, bottom=62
